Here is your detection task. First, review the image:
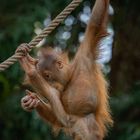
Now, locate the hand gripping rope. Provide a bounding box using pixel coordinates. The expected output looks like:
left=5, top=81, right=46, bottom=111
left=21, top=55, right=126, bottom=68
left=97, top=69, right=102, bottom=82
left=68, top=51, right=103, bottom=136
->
left=0, top=0, right=83, bottom=72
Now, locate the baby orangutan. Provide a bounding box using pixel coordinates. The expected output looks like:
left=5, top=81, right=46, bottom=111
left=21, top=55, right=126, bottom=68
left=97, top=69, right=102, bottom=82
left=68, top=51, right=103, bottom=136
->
left=17, top=0, right=113, bottom=139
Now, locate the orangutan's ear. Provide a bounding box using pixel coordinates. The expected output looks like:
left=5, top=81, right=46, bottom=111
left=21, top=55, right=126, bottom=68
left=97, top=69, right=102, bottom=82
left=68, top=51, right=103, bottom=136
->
left=56, top=61, right=63, bottom=69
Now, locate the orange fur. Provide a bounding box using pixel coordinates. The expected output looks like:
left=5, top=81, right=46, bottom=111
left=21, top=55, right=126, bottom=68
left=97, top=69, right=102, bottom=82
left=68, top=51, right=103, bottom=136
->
left=18, top=0, right=113, bottom=139
left=95, top=65, right=113, bottom=137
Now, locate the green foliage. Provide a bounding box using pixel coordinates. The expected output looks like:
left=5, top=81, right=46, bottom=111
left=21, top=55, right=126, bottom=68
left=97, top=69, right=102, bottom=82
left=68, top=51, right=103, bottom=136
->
left=107, top=83, right=140, bottom=140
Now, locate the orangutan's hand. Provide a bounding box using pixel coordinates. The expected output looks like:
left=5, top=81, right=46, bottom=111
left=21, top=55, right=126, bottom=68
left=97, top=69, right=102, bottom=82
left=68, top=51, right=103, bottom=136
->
left=21, top=90, right=40, bottom=112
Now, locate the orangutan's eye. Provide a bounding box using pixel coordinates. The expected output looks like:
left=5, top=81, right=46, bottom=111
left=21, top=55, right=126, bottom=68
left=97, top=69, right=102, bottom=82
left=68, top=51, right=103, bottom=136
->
left=46, top=74, right=51, bottom=79
left=44, top=71, right=52, bottom=80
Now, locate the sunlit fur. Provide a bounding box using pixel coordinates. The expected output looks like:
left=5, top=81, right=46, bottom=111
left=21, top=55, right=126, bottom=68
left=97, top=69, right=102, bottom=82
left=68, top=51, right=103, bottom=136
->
left=19, top=0, right=113, bottom=140
left=33, top=45, right=113, bottom=139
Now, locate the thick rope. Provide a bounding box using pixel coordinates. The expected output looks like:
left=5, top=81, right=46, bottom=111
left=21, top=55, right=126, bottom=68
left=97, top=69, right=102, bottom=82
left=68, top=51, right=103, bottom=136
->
left=0, top=0, right=83, bottom=72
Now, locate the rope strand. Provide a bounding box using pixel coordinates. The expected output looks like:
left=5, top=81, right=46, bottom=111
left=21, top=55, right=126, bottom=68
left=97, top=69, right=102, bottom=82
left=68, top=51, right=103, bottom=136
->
left=0, top=0, right=83, bottom=72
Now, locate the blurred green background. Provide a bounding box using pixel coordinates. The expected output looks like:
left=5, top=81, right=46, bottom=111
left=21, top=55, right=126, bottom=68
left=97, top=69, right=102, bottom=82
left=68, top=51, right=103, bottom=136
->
left=0, top=0, right=140, bottom=140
